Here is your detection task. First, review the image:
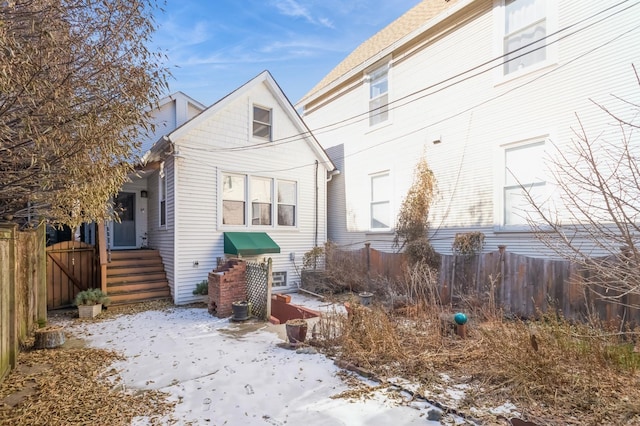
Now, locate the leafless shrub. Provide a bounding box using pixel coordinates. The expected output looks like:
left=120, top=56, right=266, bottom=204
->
left=526, top=65, right=640, bottom=311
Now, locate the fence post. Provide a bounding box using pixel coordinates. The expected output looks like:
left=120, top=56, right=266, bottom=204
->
left=36, top=224, right=47, bottom=326
left=97, top=222, right=108, bottom=293
left=266, top=258, right=273, bottom=320
left=0, top=224, right=18, bottom=371
left=498, top=245, right=507, bottom=308
left=364, top=243, right=371, bottom=286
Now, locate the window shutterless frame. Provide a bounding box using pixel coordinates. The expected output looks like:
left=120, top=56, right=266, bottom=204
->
left=252, top=105, right=272, bottom=140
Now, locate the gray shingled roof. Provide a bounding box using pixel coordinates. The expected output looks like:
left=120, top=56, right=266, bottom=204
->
left=298, top=0, right=462, bottom=105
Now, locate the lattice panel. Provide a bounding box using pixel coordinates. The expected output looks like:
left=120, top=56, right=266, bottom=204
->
left=246, top=260, right=270, bottom=320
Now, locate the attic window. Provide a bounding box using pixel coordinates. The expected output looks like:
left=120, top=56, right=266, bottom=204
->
left=253, top=105, right=272, bottom=140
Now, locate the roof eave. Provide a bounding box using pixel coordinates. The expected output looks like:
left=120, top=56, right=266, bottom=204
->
left=296, top=0, right=477, bottom=109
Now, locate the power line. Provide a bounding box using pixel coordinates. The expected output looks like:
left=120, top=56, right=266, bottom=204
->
left=177, top=1, right=639, bottom=175
left=188, top=0, right=638, bottom=155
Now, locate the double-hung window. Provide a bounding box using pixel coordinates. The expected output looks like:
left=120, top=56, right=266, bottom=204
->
left=503, top=141, right=546, bottom=226
left=251, top=177, right=272, bottom=225
left=222, top=173, right=297, bottom=228
left=503, top=0, right=547, bottom=75
left=222, top=174, right=246, bottom=225
left=370, top=173, right=391, bottom=230
left=277, top=180, right=296, bottom=226
left=253, top=105, right=272, bottom=140
left=368, top=65, right=389, bottom=126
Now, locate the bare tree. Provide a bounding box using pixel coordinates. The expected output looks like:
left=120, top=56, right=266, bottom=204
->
left=529, top=65, right=640, bottom=308
left=0, top=0, right=169, bottom=227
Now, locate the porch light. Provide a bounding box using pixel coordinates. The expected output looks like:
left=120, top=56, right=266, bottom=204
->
left=141, top=190, right=148, bottom=198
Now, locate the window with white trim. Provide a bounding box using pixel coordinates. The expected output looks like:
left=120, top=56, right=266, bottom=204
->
left=368, top=65, right=389, bottom=126
left=277, top=180, right=296, bottom=226
left=221, top=173, right=297, bottom=228
left=251, top=176, right=272, bottom=225
left=503, top=0, right=547, bottom=75
left=504, top=141, right=546, bottom=226
left=159, top=162, right=166, bottom=226
left=253, top=105, right=272, bottom=140
left=222, top=174, right=246, bottom=225
left=370, top=173, right=390, bottom=230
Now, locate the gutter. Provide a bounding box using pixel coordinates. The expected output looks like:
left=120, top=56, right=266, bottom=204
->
left=327, top=169, right=341, bottom=182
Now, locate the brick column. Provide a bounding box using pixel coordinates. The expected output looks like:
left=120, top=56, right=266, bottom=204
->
left=208, top=259, right=247, bottom=318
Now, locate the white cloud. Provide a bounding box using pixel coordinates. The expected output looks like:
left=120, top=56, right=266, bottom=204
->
left=272, top=0, right=333, bottom=28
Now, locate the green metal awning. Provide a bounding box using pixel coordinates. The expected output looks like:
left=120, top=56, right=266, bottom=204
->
left=224, top=232, right=280, bottom=256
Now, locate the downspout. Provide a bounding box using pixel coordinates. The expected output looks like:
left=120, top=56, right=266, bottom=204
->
left=324, top=169, right=340, bottom=247
left=327, top=169, right=340, bottom=182
left=314, top=160, right=318, bottom=247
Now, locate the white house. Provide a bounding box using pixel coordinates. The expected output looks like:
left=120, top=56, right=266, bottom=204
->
left=109, top=92, right=206, bottom=251
left=297, top=0, right=640, bottom=257
left=127, top=71, right=335, bottom=304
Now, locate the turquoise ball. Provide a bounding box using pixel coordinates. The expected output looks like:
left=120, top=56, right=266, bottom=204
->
left=453, top=312, right=468, bottom=325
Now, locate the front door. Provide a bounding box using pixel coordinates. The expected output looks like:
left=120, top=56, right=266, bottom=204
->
left=113, top=192, right=136, bottom=248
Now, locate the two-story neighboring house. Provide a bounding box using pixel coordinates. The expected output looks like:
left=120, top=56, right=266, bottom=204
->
left=108, top=71, right=334, bottom=305
left=297, top=0, right=640, bottom=257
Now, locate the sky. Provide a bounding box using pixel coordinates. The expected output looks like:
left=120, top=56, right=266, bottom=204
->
left=152, top=0, right=421, bottom=106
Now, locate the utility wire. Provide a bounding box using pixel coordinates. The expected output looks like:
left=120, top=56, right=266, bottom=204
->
left=184, top=0, right=638, bottom=155
left=176, top=1, right=639, bottom=175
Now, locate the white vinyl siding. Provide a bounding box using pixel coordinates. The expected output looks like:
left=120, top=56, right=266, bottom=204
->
left=163, top=76, right=330, bottom=303
left=147, top=158, right=175, bottom=299
left=301, top=0, right=637, bottom=258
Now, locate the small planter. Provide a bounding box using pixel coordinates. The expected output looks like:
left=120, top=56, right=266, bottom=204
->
left=75, top=289, right=110, bottom=319
left=231, top=301, right=250, bottom=321
left=78, top=304, right=102, bottom=319
left=285, top=318, right=308, bottom=346
left=358, top=292, right=373, bottom=306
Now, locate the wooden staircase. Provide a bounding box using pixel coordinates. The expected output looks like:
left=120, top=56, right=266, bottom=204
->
left=105, top=249, right=172, bottom=305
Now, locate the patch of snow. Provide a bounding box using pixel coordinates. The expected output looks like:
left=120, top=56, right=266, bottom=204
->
left=63, top=304, right=468, bottom=425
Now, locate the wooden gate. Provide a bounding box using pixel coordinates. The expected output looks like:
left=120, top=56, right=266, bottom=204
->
left=46, top=241, right=98, bottom=309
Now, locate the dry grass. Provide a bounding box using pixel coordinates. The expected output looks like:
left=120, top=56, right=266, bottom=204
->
left=312, top=266, right=640, bottom=425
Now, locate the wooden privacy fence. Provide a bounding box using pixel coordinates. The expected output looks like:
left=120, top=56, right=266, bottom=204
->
left=0, top=224, right=47, bottom=383
left=440, top=247, right=640, bottom=324
left=328, top=243, right=407, bottom=283
left=332, top=244, right=640, bottom=325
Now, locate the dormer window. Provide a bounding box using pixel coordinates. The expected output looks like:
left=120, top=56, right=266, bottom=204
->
left=253, top=105, right=272, bottom=140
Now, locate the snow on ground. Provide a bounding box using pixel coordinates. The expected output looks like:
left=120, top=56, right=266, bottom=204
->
left=64, top=294, right=469, bottom=425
